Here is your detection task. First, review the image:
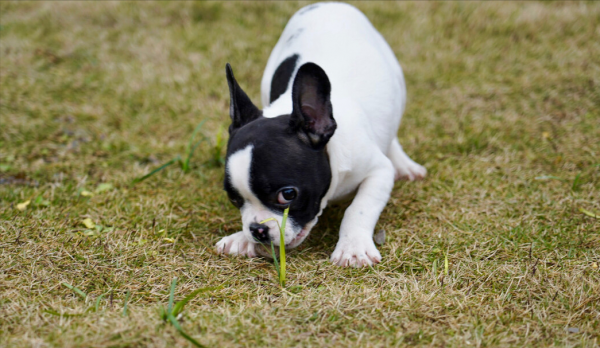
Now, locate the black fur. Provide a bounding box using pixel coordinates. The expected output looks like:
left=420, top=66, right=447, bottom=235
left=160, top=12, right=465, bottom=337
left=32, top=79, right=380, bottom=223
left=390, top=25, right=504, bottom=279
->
left=225, top=63, right=262, bottom=133
left=224, top=62, right=335, bottom=233
left=269, top=54, right=299, bottom=103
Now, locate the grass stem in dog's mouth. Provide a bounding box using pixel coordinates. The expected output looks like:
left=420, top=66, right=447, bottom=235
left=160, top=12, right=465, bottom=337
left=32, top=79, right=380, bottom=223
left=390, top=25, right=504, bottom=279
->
left=260, top=207, right=289, bottom=287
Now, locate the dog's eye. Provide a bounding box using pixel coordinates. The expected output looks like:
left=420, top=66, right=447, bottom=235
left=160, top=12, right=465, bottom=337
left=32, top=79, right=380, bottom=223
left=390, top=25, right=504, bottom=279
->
left=277, top=187, right=298, bottom=205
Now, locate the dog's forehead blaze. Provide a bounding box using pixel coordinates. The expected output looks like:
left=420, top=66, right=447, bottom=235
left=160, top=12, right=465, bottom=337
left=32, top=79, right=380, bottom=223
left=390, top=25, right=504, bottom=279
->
left=226, top=145, right=257, bottom=204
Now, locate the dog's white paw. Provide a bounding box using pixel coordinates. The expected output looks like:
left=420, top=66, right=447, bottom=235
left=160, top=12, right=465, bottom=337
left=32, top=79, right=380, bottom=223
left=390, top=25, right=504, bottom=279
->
left=216, top=231, right=257, bottom=258
left=395, top=161, right=427, bottom=181
left=330, top=238, right=381, bottom=267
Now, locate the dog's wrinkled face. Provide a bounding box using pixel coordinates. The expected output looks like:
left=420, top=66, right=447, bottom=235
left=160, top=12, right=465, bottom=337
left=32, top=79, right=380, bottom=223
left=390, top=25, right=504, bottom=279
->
left=223, top=63, right=336, bottom=247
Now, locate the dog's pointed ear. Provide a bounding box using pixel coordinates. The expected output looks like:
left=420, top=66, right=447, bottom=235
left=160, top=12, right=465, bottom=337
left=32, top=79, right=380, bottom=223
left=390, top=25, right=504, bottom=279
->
left=290, top=63, right=336, bottom=150
left=226, top=63, right=261, bottom=132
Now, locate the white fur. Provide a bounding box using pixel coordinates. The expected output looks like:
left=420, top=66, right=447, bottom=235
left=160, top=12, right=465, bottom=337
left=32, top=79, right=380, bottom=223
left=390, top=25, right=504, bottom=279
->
left=217, top=3, right=426, bottom=267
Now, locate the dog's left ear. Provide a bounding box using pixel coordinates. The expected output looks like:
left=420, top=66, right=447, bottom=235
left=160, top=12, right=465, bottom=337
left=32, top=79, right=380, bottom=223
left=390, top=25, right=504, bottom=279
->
left=226, top=63, right=261, bottom=132
left=290, top=63, right=336, bottom=150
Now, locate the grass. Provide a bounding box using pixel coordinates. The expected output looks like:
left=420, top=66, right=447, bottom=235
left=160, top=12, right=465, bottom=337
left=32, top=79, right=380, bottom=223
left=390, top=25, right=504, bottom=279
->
left=0, top=1, right=599, bottom=347
left=159, top=277, right=218, bottom=348
left=261, top=206, right=290, bottom=287
left=130, top=120, right=208, bottom=185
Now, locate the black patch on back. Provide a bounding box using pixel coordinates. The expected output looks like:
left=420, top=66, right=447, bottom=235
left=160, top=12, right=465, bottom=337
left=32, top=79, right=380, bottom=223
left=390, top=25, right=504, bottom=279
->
left=269, top=54, right=299, bottom=104
left=286, top=28, right=304, bottom=44
left=298, top=3, right=320, bottom=15
left=224, top=116, right=331, bottom=229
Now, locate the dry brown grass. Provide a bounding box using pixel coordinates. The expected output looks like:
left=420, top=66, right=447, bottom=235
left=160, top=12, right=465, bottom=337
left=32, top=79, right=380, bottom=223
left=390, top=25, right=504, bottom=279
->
left=1, top=1, right=599, bottom=347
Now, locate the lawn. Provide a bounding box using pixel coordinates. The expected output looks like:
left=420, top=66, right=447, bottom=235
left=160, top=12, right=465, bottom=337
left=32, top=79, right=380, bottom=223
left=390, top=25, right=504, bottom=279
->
left=1, top=1, right=599, bottom=347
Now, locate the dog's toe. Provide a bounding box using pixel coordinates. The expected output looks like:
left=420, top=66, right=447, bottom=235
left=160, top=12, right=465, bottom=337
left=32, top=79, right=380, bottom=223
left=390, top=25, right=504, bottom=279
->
left=216, top=232, right=257, bottom=258
left=330, top=239, right=381, bottom=267
left=396, top=162, right=427, bottom=181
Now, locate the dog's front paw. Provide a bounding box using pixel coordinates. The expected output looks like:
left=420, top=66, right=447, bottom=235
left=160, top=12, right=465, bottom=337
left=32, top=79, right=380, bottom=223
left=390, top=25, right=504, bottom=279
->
left=330, top=238, right=381, bottom=267
left=216, top=231, right=257, bottom=258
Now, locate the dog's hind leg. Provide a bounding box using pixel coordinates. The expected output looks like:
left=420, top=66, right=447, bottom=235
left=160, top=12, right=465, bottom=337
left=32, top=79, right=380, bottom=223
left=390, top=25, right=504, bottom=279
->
left=388, top=138, right=427, bottom=181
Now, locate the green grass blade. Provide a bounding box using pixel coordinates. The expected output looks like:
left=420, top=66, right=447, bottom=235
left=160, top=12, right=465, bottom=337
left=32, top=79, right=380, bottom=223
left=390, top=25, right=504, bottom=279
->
left=579, top=208, right=599, bottom=219
left=187, top=120, right=206, bottom=156
left=183, top=120, right=206, bottom=172
left=61, top=282, right=87, bottom=300
left=43, top=309, right=62, bottom=316
left=210, top=124, right=226, bottom=166
left=172, top=286, right=222, bottom=317
left=571, top=173, right=581, bottom=191
left=161, top=281, right=220, bottom=346
left=534, top=175, right=564, bottom=181
left=279, top=207, right=289, bottom=287
left=168, top=313, right=206, bottom=347
left=261, top=211, right=289, bottom=287
left=122, top=290, right=130, bottom=317
left=94, top=293, right=106, bottom=313
left=159, top=306, right=167, bottom=321
left=270, top=241, right=280, bottom=280
left=260, top=217, right=285, bottom=285
left=131, top=156, right=180, bottom=185
left=444, top=253, right=449, bottom=275
left=43, top=308, right=84, bottom=317
left=184, top=140, right=205, bottom=172
left=168, top=277, right=178, bottom=314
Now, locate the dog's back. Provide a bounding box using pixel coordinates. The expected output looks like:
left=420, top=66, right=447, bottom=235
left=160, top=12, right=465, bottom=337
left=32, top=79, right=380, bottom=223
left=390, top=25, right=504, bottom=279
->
left=261, top=3, right=406, bottom=154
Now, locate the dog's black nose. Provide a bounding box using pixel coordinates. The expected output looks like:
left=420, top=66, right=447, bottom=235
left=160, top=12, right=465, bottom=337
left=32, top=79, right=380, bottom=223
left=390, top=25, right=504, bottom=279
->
left=250, top=223, right=270, bottom=243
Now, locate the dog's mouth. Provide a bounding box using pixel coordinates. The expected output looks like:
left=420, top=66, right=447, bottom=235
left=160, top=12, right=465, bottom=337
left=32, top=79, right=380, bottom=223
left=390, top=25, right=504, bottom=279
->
left=286, top=227, right=309, bottom=248
left=251, top=223, right=310, bottom=258
left=255, top=227, right=308, bottom=247
left=253, top=227, right=309, bottom=259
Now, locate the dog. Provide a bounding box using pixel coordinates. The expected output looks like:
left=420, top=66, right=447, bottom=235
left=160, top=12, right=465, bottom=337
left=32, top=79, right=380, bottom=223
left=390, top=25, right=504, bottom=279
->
left=216, top=3, right=426, bottom=267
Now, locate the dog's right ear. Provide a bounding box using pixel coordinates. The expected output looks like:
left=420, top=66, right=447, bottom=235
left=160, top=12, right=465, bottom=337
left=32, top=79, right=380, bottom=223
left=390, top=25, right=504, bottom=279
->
left=226, top=63, right=261, bottom=132
left=290, top=63, right=336, bottom=150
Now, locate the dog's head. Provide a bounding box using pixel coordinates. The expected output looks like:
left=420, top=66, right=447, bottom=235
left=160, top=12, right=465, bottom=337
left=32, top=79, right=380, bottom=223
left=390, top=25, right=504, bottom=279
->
left=223, top=62, right=336, bottom=249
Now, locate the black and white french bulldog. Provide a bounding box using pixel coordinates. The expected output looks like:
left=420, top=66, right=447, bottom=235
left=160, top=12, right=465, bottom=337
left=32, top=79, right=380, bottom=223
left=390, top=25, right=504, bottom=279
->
left=216, top=3, right=426, bottom=267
